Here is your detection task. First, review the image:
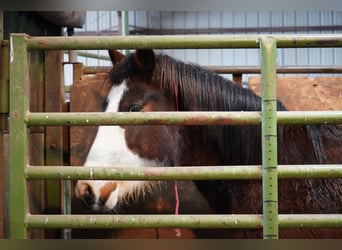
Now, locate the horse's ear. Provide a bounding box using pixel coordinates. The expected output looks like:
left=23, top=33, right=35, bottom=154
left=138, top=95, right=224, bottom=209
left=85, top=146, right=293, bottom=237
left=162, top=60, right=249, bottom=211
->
left=134, top=49, right=156, bottom=74
left=108, top=50, right=126, bottom=66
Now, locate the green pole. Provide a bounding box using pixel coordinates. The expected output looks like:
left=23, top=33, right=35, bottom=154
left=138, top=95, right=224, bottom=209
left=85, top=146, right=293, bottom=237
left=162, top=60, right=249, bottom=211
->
left=24, top=214, right=342, bottom=230
left=24, top=164, right=342, bottom=181
left=121, top=11, right=129, bottom=55
left=25, top=110, right=342, bottom=127
left=26, top=34, right=342, bottom=51
left=260, top=37, right=278, bottom=239
left=26, top=214, right=263, bottom=229
left=9, top=34, right=29, bottom=238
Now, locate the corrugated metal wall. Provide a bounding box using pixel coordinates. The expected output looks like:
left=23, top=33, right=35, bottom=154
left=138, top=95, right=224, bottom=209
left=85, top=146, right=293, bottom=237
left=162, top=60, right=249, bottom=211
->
left=72, top=11, right=342, bottom=81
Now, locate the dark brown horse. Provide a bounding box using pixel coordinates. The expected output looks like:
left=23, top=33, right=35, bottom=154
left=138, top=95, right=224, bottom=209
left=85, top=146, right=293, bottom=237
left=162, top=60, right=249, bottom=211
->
left=75, top=49, right=342, bottom=238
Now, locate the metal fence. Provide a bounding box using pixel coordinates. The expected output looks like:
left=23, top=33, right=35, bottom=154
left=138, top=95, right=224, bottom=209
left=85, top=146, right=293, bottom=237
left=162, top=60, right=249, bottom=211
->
left=9, top=34, right=342, bottom=239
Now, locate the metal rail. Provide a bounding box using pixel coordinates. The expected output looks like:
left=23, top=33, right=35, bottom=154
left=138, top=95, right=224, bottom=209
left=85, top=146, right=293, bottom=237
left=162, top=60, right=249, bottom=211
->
left=26, top=34, right=342, bottom=50
left=25, top=165, right=342, bottom=180
left=9, top=33, right=342, bottom=239
left=260, top=37, right=278, bottom=238
left=9, top=34, right=29, bottom=239
left=25, top=214, right=342, bottom=230
left=26, top=111, right=342, bottom=126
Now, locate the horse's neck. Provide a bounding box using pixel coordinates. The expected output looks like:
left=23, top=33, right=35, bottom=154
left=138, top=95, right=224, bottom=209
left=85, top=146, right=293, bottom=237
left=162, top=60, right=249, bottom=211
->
left=179, top=123, right=336, bottom=166
left=178, top=126, right=222, bottom=166
left=179, top=125, right=263, bottom=166
left=279, top=124, right=342, bottom=164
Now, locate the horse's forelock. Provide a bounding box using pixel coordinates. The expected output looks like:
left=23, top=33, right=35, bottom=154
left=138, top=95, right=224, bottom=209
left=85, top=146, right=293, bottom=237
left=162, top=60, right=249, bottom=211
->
left=108, top=54, right=134, bottom=85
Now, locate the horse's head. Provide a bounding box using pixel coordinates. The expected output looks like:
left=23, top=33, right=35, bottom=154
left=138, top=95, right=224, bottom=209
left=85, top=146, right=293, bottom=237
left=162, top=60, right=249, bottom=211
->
left=75, top=49, right=181, bottom=212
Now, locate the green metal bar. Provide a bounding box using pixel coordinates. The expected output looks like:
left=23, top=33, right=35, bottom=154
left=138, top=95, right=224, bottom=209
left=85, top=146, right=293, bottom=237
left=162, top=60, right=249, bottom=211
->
left=25, top=111, right=342, bottom=127
left=27, top=111, right=262, bottom=126
left=260, top=37, right=278, bottom=239
left=62, top=179, right=71, bottom=239
left=25, top=34, right=342, bottom=51
left=25, top=214, right=342, bottom=230
left=121, top=11, right=129, bottom=37
left=26, top=214, right=262, bottom=229
left=75, top=51, right=110, bottom=61
left=9, top=34, right=30, bottom=238
left=278, top=214, right=342, bottom=228
left=24, top=165, right=342, bottom=180
left=121, top=10, right=129, bottom=55
left=26, top=165, right=262, bottom=180
left=277, top=111, right=342, bottom=124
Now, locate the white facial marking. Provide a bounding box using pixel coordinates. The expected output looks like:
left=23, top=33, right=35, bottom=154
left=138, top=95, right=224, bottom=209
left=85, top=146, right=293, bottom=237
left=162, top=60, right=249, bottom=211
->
left=76, top=80, right=163, bottom=211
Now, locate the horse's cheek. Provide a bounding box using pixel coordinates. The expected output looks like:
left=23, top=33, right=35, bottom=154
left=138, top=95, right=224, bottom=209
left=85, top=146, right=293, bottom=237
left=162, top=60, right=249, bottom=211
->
left=124, top=126, right=171, bottom=162
left=124, top=127, right=140, bottom=153
left=124, top=126, right=154, bottom=158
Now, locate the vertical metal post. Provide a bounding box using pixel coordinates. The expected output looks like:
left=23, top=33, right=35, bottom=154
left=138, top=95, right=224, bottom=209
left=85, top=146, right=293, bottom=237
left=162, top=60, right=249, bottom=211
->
left=260, top=37, right=278, bottom=239
left=121, top=11, right=129, bottom=55
left=9, top=34, right=29, bottom=238
left=67, top=27, right=77, bottom=63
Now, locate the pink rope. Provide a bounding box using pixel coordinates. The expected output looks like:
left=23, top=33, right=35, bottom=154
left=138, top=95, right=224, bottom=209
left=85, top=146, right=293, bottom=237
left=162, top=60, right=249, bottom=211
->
left=173, top=82, right=179, bottom=112
left=173, top=82, right=181, bottom=238
left=174, top=180, right=181, bottom=238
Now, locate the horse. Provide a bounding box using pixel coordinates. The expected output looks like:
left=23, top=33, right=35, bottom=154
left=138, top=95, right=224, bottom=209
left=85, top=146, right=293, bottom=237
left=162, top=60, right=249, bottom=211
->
left=71, top=51, right=215, bottom=239
left=75, top=49, right=342, bottom=238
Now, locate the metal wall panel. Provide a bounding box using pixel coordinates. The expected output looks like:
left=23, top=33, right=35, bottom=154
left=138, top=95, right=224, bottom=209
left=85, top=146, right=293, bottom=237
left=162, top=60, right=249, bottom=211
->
left=75, top=11, right=342, bottom=81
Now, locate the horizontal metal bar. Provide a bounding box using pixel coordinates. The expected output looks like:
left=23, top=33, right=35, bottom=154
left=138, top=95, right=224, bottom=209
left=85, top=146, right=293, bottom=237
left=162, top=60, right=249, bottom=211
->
left=26, top=214, right=261, bottom=229
left=26, top=111, right=342, bottom=126
left=25, top=34, right=342, bottom=50
left=75, top=51, right=111, bottom=61
left=25, top=165, right=342, bottom=180
left=83, top=65, right=342, bottom=75
left=27, top=111, right=261, bottom=126
left=279, top=214, right=342, bottom=228
left=25, top=214, right=342, bottom=229
left=277, top=111, right=342, bottom=124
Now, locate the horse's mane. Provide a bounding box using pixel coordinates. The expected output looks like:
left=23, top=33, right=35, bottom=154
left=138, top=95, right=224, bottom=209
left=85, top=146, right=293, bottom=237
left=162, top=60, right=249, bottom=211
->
left=155, top=54, right=342, bottom=164
left=156, top=54, right=270, bottom=112
left=154, top=54, right=286, bottom=164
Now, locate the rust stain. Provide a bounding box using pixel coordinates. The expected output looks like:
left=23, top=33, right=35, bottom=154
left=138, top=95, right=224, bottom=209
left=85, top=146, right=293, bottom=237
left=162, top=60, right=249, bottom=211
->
left=12, top=111, right=20, bottom=119
left=38, top=41, right=49, bottom=49
left=316, top=39, right=340, bottom=47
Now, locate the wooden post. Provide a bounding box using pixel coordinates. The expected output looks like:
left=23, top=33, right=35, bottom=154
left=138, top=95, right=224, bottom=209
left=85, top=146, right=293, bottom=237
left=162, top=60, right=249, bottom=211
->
left=44, top=50, right=64, bottom=238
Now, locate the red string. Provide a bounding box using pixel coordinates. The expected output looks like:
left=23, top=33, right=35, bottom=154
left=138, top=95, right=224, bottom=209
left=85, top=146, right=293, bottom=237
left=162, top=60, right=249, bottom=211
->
left=173, top=82, right=181, bottom=238
left=174, top=180, right=181, bottom=238
left=174, top=82, right=179, bottom=112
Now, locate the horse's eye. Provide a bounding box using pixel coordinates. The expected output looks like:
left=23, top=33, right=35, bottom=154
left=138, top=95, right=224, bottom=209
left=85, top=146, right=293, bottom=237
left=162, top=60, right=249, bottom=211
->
left=129, top=104, right=142, bottom=112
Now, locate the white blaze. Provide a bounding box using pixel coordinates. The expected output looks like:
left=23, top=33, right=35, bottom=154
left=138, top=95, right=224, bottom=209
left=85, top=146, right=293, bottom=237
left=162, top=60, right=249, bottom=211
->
left=77, top=80, right=161, bottom=211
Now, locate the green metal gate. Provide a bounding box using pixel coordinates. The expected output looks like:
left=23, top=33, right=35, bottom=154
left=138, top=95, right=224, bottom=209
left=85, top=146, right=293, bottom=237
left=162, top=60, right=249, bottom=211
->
left=8, top=33, right=342, bottom=239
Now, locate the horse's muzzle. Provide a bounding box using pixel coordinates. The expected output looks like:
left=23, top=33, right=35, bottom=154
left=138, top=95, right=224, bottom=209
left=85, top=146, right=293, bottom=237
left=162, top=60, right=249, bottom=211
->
left=75, top=180, right=118, bottom=211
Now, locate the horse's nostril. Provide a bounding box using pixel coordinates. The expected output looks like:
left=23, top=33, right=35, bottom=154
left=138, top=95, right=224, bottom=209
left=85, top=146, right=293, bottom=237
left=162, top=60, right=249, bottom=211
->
left=85, top=184, right=92, bottom=196
left=98, top=198, right=107, bottom=207
left=78, top=182, right=95, bottom=208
